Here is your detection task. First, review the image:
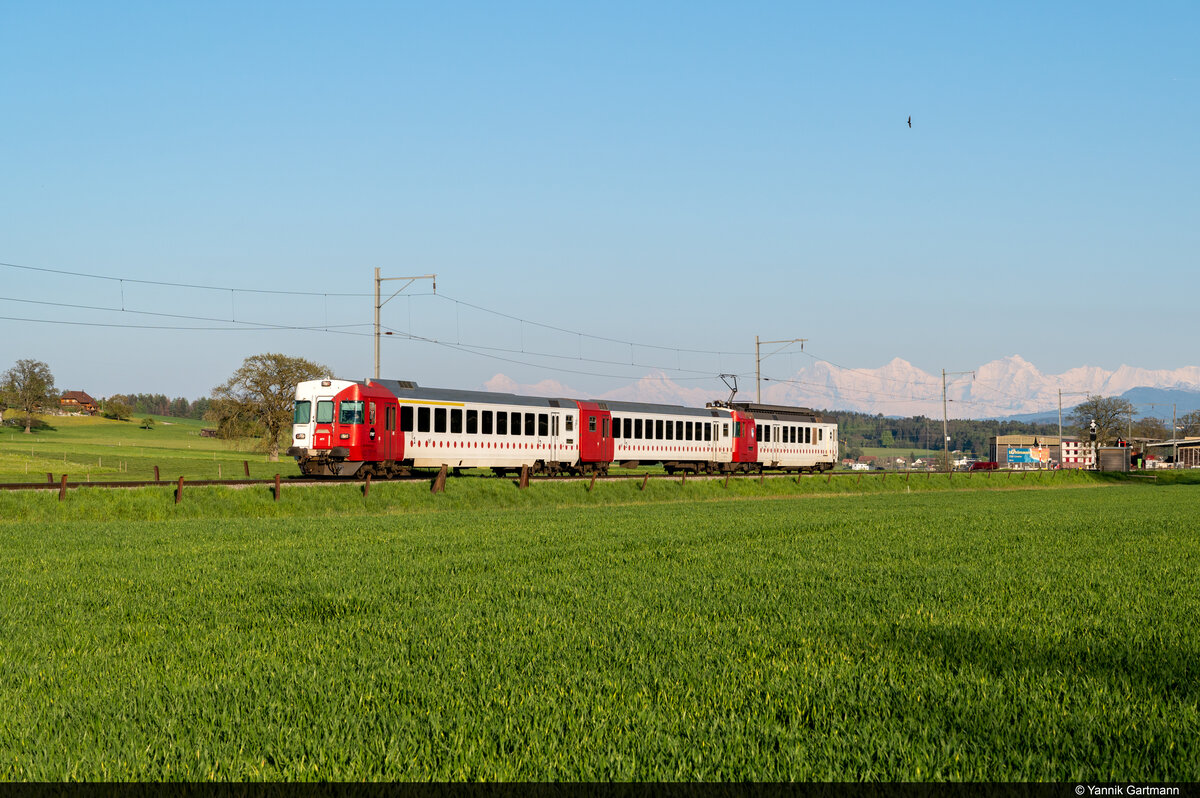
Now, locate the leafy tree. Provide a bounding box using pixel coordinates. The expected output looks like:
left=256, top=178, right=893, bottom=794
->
left=209, top=353, right=328, bottom=461
left=140, top=416, right=156, bottom=430
left=1068, top=395, right=1136, bottom=446
left=1, top=359, right=56, bottom=434
left=101, top=399, right=133, bottom=421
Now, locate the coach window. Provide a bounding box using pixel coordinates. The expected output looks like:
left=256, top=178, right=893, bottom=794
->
left=806, top=427, right=812, bottom=444
left=538, top=413, right=549, bottom=436
left=417, top=406, right=430, bottom=433
left=400, top=406, right=414, bottom=432
left=510, top=412, right=521, bottom=435
left=294, top=401, right=311, bottom=424
left=565, top=415, right=574, bottom=432
left=623, top=418, right=631, bottom=439
left=706, top=423, right=712, bottom=442
left=685, top=422, right=693, bottom=441
left=496, top=411, right=508, bottom=435
left=482, top=410, right=493, bottom=435
left=632, top=418, right=641, bottom=438
left=466, top=409, right=478, bottom=434
left=655, top=419, right=664, bottom=440
left=665, top=420, right=673, bottom=440
left=588, top=415, right=597, bottom=432
left=450, top=409, right=463, bottom=434
left=734, top=421, right=742, bottom=438
left=819, top=428, right=824, bottom=441
left=722, top=423, right=729, bottom=438
left=524, top=413, right=535, bottom=436
left=434, top=408, right=447, bottom=434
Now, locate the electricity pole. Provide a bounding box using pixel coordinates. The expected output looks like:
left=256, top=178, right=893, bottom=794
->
left=375, top=269, right=436, bottom=380
left=942, top=369, right=974, bottom=472
left=755, top=336, right=807, bottom=403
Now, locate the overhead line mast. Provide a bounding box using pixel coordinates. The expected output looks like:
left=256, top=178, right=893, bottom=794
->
left=374, top=269, right=436, bottom=380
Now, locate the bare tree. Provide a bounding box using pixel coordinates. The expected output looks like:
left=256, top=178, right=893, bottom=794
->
left=1068, top=395, right=1136, bottom=446
left=210, top=353, right=328, bottom=461
left=1177, top=410, right=1200, bottom=437
left=1, top=359, right=57, bottom=434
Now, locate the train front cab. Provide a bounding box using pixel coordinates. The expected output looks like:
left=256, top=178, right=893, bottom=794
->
left=576, top=401, right=614, bottom=474
left=290, top=379, right=402, bottom=477
left=729, top=409, right=759, bottom=472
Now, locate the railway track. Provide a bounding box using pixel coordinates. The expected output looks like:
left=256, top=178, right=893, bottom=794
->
left=0, top=466, right=1025, bottom=494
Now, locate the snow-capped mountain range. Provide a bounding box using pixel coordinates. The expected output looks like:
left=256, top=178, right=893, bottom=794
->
left=483, top=356, right=1200, bottom=419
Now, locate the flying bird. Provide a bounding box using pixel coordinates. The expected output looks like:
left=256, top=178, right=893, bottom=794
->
left=907, top=116, right=911, bottom=128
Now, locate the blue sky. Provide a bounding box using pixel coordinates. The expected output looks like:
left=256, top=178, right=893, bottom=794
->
left=2, top=1, right=1196, bottom=400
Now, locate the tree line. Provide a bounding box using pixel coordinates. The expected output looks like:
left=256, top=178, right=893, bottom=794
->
left=8, top=354, right=1200, bottom=463
left=103, top=393, right=212, bottom=420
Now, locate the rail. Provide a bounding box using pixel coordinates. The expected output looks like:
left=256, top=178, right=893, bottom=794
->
left=0, top=465, right=1089, bottom=502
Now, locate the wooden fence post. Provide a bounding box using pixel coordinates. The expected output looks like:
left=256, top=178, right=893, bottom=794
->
left=58, top=474, right=68, bottom=501
left=642, top=474, right=650, bottom=491
left=681, top=471, right=686, bottom=486
left=154, top=465, right=160, bottom=482
left=47, top=472, right=54, bottom=484
left=175, top=476, right=184, bottom=504
left=243, top=460, right=250, bottom=477
left=588, top=474, right=596, bottom=492
left=363, top=472, right=371, bottom=498
left=827, top=471, right=833, bottom=485
left=724, top=474, right=730, bottom=489
left=274, top=473, right=281, bottom=501
left=517, top=465, right=529, bottom=490
left=433, top=464, right=449, bottom=494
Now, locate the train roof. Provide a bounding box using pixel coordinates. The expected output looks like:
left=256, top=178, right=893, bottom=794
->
left=370, top=379, right=572, bottom=409
left=370, top=379, right=733, bottom=417
left=600, top=400, right=726, bottom=418
left=725, top=401, right=827, bottom=423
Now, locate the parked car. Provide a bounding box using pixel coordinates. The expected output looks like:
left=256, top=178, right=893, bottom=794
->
left=968, top=461, right=999, bottom=471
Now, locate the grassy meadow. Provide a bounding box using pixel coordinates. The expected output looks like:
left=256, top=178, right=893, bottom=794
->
left=0, top=413, right=284, bottom=483
left=0, top=414, right=1197, bottom=780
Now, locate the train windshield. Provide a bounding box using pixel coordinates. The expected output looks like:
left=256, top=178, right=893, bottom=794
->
left=293, top=401, right=311, bottom=424
left=316, top=400, right=334, bottom=424
left=339, top=400, right=364, bottom=425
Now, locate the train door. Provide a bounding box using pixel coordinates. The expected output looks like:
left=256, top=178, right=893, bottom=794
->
left=312, top=394, right=336, bottom=450
left=384, top=404, right=397, bottom=460
left=550, top=412, right=561, bottom=463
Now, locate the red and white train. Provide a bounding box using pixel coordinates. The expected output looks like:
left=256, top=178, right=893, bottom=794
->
left=287, top=377, right=838, bottom=478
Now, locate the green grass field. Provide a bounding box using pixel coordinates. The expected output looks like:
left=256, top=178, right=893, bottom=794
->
left=1, top=474, right=1197, bottom=780
left=0, top=413, right=284, bottom=483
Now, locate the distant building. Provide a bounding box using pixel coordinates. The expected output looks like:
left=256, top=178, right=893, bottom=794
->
left=59, top=391, right=98, bottom=414
left=1058, top=437, right=1094, bottom=469
left=990, top=434, right=1093, bottom=468
left=1144, top=438, right=1200, bottom=468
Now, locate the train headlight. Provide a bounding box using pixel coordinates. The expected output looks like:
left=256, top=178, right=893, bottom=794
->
left=295, top=433, right=306, bottom=440
left=339, top=433, right=350, bottom=440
